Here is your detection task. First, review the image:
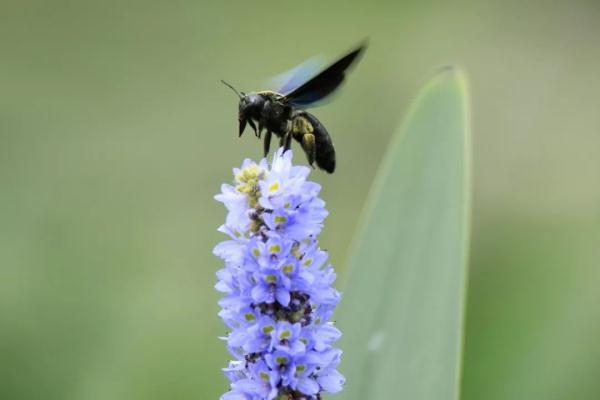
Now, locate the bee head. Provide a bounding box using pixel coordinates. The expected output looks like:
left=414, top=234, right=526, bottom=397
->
left=238, top=93, right=263, bottom=116
left=220, top=80, right=265, bottom=137
left=238, top=93, right=265, bottom=137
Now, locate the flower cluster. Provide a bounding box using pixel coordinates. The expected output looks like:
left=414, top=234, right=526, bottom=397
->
left=214, top=149, right=344, bottom=400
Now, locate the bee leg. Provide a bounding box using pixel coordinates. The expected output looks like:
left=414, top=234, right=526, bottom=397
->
left=278, top=133, right=286, bottom=148
left=239, top=118, right=247, bottom=137
left=284, top=131, right=292, bottom=151
left=278, top=132, right=292, bottom=151
left=247, top=119, right=258, bottom=137
left=301, top=133, right=316, bottom=167
left=263, top=131, right=272, bottom=157
left=257, top=120, right=264, bottom=139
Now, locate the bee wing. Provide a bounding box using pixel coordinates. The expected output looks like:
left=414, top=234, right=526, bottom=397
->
left=283, top=43, right=366, bottom=107
left=268, top=56, right=326, bottom=96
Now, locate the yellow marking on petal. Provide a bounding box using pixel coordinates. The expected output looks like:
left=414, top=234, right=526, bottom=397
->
left=291, top=244, right=301, bottom=259
left=264, top=274, right=277, bottom=283
left=269, top=182, right=280, bottom=192
left=274, top=215, right=287, bottom=224
left=275, top=356, right=288, bottom=364
left=262, top=325, right=274, bottom=334
left=283, top=264, right=294, bottom=274
left=244, top=313, right=256, bottom=321
left=296, top=364, right=305, bottom=372
left=279, top=330, right=291, bottom=339
left=269, top=245, right=281, bottom=253
left=252, top=248, right=260, bottom=257
left=260, top=371, right=269, bottom=381
left=302, top=258, right=312, bottom=266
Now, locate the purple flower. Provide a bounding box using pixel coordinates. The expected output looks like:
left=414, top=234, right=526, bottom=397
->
left=215, top=149, right=345, bottom=399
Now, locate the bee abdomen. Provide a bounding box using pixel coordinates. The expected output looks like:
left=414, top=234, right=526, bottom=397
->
left=291, top=111, right=336, bottom=173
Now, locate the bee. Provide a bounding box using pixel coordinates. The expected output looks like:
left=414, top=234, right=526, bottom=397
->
left=221, top=43, right=366, bottom=173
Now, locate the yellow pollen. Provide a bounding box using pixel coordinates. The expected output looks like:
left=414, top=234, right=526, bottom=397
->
left=234, top=164, right=265, bottom=212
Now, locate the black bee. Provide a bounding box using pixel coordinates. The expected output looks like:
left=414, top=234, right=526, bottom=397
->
left=221, top=43, right=365, bottom=173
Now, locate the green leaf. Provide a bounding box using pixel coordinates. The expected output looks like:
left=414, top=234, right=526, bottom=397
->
left=335, top=67, right=471, bottom=400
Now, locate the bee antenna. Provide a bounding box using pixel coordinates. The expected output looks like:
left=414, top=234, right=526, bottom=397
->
left=220, top=80, right=244, bottom=99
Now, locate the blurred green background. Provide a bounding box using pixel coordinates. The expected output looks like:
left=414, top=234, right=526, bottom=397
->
left=1, top=0, right=598, bottom=399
